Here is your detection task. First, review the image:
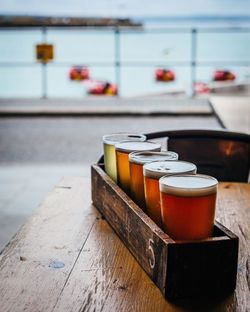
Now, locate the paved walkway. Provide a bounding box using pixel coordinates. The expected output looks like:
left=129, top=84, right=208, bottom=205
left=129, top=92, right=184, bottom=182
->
left=0, top=97, right=212, bottom=116
left=210, top=95, right=250, bottom=134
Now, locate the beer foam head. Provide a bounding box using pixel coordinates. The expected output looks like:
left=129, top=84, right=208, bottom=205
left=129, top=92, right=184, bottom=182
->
left=103, top=133, right=146, bottom=145
left=129, top=151, right=178, bottom=165
left=143, top=161, right=197, bottom=179
left=159, top=174, right=218, bottom=197
left=115, top=141, right=161, bottom=153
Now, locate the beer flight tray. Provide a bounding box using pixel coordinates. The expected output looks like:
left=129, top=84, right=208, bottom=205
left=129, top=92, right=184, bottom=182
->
left=91, top=163, right=239, bottom=300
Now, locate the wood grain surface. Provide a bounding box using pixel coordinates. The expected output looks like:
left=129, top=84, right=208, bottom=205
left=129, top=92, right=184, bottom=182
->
left=215, top=183, right=250, bottom=311
left=91, top=164, right=173, bottom=295
left=92, top=164, right=239, bottom=300
left=0, top=178, right=249, bottom=312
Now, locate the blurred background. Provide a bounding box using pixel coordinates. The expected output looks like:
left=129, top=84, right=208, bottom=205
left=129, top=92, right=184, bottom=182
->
left=1, top=0, right=250, bottom=97
left=0, top=0, right=249, bottom=249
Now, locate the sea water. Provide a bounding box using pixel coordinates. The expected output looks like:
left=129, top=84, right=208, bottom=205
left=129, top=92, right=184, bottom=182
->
left=0, top=19, right=250, bottom=98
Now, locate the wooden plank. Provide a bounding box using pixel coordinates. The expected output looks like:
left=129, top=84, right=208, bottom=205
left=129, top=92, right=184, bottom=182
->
left=91, top=164, right=173, bottom=294
left=216, top=183, right=250, bottom=311
left=166, top=231, right=238, bottom=299
left=0, top=177, right=249, bottom=311
left=92, top=164, right=239, bottom=299
left=53, top=181, right=247, bottom=311
left=52, top=218, right=176, bottom=312
left=0, top=177, right=99, bottom=312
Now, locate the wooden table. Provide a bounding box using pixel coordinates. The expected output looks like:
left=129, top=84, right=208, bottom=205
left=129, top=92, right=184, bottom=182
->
left=0, top=178, right=249, bottom=312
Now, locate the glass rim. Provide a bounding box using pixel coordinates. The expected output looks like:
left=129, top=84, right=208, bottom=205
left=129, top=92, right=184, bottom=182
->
left=143, top=160, right=197, bottom=179
left=102, top=133, right=146, bottom=145
left=159, top=174, right=218, bottom=197
left=129, top=151, right=178, bottom=165
left=115, top=141, right=161, bottom=153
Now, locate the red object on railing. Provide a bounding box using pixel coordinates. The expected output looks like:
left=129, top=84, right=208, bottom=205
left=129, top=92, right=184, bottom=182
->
left=69, top=66, right=90, bottom=81
left=194, top=82, right=210, bottom=94
left=155, top=69, right=175, bottom=82
left=213, top=70, right=236, bottom=81
left=87, top=81, right=118, bottom=96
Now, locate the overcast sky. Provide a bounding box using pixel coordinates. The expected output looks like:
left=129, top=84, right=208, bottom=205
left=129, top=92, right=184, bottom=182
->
left=1, top=0, right=250, bottom=17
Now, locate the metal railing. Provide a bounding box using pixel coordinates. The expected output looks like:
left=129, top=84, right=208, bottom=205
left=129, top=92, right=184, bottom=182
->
left=0, top=26, right=250, bottom=98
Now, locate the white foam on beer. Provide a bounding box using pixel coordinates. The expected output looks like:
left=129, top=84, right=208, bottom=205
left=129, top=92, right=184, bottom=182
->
left=143, top=161, right=197, bottom=179
left=115, top=141, right=161, bottom=153
left=103, top=133, right=146, bottom=145
left=129, top=151, right=178, bottom=165
left=159, top=174, right=218, bottom=197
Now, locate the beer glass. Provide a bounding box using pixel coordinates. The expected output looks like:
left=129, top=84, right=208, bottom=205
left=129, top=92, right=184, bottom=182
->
left=129, top=151, right=178, bottom=211
left=160, top=174, right=218, bottom=240
left=115, top=141, right=161, bottom=194
left=143, top=161, right=197, bottom=227
left=103, top=133, right=146, bottom=182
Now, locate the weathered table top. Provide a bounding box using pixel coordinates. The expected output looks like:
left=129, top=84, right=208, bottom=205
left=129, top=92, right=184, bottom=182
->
left=0, top=177, right=249, bottom=312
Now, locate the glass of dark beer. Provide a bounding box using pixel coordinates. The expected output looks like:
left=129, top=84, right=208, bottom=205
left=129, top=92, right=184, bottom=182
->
left=160, top=174, right=218, bottom=240
left=143, top=161, right=197, bottom=227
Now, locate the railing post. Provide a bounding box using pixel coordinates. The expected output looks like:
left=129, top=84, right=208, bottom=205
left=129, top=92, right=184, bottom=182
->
left=41, top=26, right=47, bottom=99
left=191, top=28, right=197, bottom=97
left=115, top=27, right=121, bottom=96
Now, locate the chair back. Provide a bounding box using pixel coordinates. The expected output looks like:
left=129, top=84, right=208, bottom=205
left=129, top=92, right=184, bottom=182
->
left=145, top=130, right=250, bottom=182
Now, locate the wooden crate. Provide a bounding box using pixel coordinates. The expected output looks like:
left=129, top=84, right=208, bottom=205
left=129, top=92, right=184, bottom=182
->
left=91, top=164, right=239, bottom=300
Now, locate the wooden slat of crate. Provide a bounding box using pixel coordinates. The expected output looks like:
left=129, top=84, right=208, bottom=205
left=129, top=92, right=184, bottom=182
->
left=91, top=164, right=173, bottom=293
left=166, top=227, right=238, bottom=299
left=91, top=164, right=239, bottom=299
left=52, top=217, right=173, bottom=312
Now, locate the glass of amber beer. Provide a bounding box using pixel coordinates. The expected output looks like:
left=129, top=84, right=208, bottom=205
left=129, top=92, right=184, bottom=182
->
left=143, top=161, right=197, bottom=227
left=115, top=141, right=161, bottom=194
left=103, top=133, right=146, bottom=182
left=129, top=151, right=178, bottom=211
left=159, top=174, right=218, bottom=240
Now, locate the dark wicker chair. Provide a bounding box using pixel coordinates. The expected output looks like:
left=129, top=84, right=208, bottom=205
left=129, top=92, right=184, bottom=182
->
left=145, top=129, right=250, bottom=182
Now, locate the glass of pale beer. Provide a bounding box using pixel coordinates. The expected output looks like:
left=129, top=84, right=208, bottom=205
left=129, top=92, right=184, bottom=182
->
left=129, top=151, right=178, bottom=211
left=143, top=161, right=197, bottom=227
left=115, top=141, right=161, bottom=194
left=159, top=174, right=218, bottom=240
left=103, top=133, right=146, bottom=182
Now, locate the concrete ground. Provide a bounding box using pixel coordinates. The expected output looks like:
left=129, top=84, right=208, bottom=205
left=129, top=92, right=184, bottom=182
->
left=0, top=97, right=212, bottom=116
left=0, top=116, right=221, bottom=163
left=210, top=95, right=250, bottom=134
left=0, top=113, right=222, bottom=251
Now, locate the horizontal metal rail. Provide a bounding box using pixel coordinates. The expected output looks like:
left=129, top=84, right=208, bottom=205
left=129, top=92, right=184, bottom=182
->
left=0, top=61, right=249, bottom=67
left=1, top=25, right=250, bottom=32
left=0, top=26, right=249, bottom=98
